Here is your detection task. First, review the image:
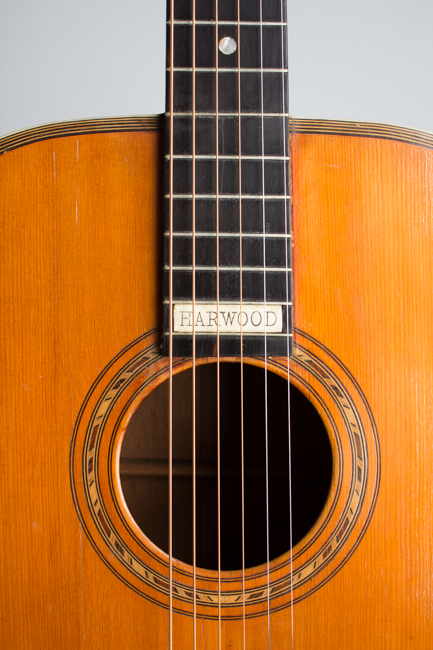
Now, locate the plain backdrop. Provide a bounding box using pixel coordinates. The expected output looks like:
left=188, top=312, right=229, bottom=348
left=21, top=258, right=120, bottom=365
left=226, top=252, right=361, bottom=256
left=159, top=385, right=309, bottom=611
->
left=1, top=0, right=433, bottom=137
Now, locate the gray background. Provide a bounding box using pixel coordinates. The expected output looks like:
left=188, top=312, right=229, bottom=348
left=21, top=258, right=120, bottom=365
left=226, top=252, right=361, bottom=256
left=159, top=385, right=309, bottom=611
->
left=1, top=0, right=433, bottom=137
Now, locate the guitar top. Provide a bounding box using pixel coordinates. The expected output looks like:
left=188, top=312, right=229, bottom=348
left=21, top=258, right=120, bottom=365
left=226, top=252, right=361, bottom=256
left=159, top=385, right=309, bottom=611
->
left=1, top=0, right=433, bottom=647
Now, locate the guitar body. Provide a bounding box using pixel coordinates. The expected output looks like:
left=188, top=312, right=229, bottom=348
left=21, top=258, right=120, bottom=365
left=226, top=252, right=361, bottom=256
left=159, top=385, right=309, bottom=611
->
left=1, top=116, right=432, bottom=648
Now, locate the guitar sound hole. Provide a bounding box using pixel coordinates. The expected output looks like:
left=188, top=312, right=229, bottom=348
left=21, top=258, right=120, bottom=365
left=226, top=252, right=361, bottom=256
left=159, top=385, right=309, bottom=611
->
left=120, top=363, right=332, bottom=571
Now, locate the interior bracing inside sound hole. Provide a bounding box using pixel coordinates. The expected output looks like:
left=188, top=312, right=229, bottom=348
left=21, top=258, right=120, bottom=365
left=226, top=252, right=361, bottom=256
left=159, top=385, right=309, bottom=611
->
left=120, top=363, right=333, bottom=571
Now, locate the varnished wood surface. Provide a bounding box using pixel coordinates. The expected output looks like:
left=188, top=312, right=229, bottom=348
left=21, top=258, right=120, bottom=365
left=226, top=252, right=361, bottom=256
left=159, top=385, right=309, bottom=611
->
left=0, top=124, right=164, bottom=648
left=290, top=128, right=433, bottom=647
left=1, top=117, right=433, bottom=647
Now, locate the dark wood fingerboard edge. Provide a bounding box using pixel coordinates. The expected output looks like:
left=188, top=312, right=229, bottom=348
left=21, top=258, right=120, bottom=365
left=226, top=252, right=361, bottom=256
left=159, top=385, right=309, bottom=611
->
left=289, top=117, right=433, bottom=149
left=0, top=115, right=164, bottom=155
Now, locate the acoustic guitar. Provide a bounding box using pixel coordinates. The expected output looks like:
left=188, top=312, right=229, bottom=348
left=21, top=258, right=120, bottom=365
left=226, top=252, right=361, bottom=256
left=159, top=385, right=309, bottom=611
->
left=1, top=0, right=432, bottom=647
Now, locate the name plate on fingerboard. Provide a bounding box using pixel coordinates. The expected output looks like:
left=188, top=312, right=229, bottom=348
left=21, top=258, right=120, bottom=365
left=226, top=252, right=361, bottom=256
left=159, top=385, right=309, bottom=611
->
left=173, top=303, right=283, bottom=334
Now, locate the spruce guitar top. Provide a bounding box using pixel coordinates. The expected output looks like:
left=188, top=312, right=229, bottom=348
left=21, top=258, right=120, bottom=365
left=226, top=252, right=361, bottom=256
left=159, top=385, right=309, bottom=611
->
left=1, top=0, right=433, bottom=647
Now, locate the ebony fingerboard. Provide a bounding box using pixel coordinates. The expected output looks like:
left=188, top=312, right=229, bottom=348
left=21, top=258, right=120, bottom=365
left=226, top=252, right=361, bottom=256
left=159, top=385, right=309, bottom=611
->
left=163, top=0, right=292, bottom=357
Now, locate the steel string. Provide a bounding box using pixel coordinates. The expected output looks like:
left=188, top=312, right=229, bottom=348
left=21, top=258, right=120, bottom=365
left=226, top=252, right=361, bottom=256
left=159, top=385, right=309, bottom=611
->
left=192, top=0, right=197, bottom=647
left=236, top=1, right=246, bottom=648
left=278, top=0, right=294, bottom=646
left=168, top=0, right=175, bottom=646
left=258, top=0, right=272, bottom=646
left=214, top=1, right=222, bottom=648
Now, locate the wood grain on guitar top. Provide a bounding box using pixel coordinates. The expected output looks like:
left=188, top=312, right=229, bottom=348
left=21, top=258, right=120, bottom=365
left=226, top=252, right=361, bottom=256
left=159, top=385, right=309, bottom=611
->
left=1, top=117, right=432, bottom=647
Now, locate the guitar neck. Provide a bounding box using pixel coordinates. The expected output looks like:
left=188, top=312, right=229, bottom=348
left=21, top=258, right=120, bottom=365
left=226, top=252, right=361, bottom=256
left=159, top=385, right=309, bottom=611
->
left=163, top=0, right=292, bottom=357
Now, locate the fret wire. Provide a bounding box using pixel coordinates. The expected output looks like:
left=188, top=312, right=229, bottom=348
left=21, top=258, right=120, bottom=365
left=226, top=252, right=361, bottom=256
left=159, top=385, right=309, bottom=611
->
left=167, top=155, right=290, bottom=160
left=166, top=266, right=292, bottom=272
left=164, top=230, right=292, bottom=239
left=170, top=332, right=294, bottom=338
left=166, top=194, right=291, bottom=199
left=169, top=20, right=287, bottom=26
left=168, top=112, right=290, bottom=116
left=169, top=68, right=288, bottom=73
left=164, top=300, right=293, bottom=307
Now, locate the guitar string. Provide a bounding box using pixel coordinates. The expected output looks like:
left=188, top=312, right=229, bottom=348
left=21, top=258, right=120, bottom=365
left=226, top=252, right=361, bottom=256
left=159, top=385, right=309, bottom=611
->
left=168, top=0, right=175, bottom=645
left=279, top=0, right=294, bottom=645
left=236, top=1, right=246, bottom=648
left=215, top=1, right=222, bottom=648
left=192, top=0, right=197, bottom=647
left=258, top=0, right=272, bottom=646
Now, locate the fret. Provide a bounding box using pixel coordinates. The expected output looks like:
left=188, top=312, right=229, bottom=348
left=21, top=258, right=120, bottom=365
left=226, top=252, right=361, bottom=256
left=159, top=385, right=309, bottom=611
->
left=165, top=232, right=291, bottom=238
left=170, top=112, right=289, bottom=117
left=169, top=331, right=293, bottom=338
left=170, top=68, right=288, bottom=73
left=167, top=332, right=293, bottom=337
left=166, top=300, right=292, bottom=307
left=167, top=267, right=292, bottom=272
left=166, top=195, right=291, bottom=200
left=167, top=299, right=293, bottom=307
left=166, top=300, right=292, bottom=308
left=171, top=21, right=288, bottom=26
left=167, top=155, right=290, bottom=161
